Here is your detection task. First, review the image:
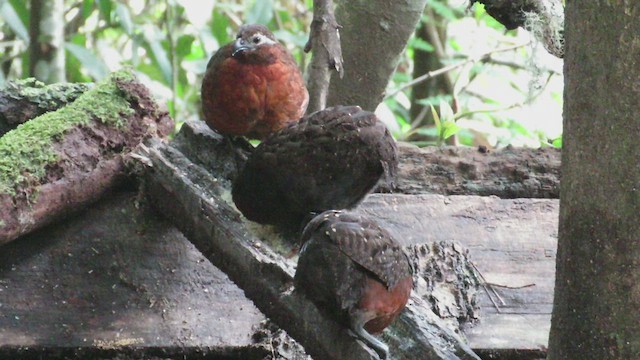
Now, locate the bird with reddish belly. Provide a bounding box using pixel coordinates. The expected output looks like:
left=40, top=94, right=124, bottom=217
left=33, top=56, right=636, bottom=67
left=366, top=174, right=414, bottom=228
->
left=295, top=210, right=414, bottom=359
left=201, top=24, right=309, bottom=140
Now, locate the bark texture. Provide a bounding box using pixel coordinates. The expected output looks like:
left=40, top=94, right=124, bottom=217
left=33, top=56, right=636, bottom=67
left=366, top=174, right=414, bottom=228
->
left=29, top=0, right=66, bottom=82
left=305, top=0, right=343, bottom=113
left=548, top=2, right=640, bottom=359
left=326, top=0, right=428, bottom=111
left=386, top=143, right=560, bottom=198
left=0, top=71, right=173, bottom=245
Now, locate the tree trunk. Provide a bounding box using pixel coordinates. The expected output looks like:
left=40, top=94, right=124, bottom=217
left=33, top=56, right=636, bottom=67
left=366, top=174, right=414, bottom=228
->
left=548, top=2, right=640, bottom=359
left=29, top=0, right=66, bottom=83
left=326, top=0, right=428, bottom=111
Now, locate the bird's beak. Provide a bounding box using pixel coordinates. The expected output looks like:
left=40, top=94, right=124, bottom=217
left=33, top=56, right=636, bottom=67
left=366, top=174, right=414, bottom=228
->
left=232, top=38, right=250, bottom=57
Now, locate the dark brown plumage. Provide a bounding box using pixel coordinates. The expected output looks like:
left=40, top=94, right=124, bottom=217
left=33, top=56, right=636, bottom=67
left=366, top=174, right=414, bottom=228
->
left=231, top=105, right=398, bottom=230
left=201, top=24, right=308, bottom=139
left=294, top=210, right=414, bottom=359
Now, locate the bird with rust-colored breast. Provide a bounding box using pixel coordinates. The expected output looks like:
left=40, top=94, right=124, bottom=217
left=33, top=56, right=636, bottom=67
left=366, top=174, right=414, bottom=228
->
left=201, top=24, right=308, bottom=140
left=231, top=105, right=398, bottom=231
left=295, top=210, right=414, bottom=359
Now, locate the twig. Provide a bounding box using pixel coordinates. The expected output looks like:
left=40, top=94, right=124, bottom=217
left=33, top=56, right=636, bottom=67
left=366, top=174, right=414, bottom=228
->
left=385, top=41, right=530, bottom=100
left=304, top=0, right=343, bottom=113
left=471, top=262, right=505, bottom=311
left=486, top=282, right=536, bottom=289
left=453, top=101, right=525, bottom=121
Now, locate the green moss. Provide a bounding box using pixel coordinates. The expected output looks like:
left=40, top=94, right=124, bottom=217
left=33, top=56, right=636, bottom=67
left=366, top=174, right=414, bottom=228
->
left=3, top=78, right=89, bottom=111
left=0, top=69, right=137, bottom=195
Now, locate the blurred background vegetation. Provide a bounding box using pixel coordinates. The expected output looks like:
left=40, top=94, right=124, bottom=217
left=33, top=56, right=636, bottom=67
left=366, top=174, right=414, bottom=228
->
left=0, top=0, right=563, bottom=148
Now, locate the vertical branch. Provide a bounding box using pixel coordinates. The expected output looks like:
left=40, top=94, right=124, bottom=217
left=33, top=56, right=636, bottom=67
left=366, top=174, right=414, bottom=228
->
left=165, top=0, right=179, bottom=120
left=326, top=0, right=429, bottom=111
left=304, top=0, right=343, bottom=113
left=29, top=0, right=66, bottom=83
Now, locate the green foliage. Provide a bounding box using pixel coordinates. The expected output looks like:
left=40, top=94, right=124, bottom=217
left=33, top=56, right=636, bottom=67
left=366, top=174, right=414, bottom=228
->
left=431, top=101, right=460, bottom=146
left=0, top=0, right=562, bottom=148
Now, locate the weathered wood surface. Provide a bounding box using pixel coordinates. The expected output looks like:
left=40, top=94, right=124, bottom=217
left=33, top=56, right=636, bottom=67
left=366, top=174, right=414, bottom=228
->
left=0, top=71, right=173, bottom=245
left=358, top=194, right=557, bottom=357
left=169, top=120, right=557, bottom=357
left=140, top=138, right=482, bottom=360
left=389, top=143, right=560, bottom=199
left=0, top=191, right=307, bottom=359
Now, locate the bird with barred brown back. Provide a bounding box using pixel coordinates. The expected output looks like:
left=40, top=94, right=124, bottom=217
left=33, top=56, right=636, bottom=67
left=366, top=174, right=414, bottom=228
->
left=201, top=24, right=309, bottom=140
left=231, top=105, right=398, bottom=231
left=295, top=210, right=414, bottom=359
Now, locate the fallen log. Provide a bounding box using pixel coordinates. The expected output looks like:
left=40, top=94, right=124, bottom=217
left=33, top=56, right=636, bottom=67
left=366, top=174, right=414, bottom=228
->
left=390, top=143, right=560, bottom=198
left=0, top=70, right=173, bottom=245
left=138, top=137, right=481, bottom=360
left=173, top=120, right=561, bottom=199
left=0, top=78, right=89, bottom=136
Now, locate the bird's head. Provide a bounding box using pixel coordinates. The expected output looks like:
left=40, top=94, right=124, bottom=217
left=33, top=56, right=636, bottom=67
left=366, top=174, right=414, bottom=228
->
left=232, top=24, right=278, bottom=64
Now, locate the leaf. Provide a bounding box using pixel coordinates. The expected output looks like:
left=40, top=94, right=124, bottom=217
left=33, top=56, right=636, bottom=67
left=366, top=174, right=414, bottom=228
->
left=176, top=35, right=196, bottom=58
left=409, top=37, right=434, bottom=52
left=414, top=127, right=438, bottom=137
left=430, top=104, right=441, bottom=130
left=552, top=137, right=562, bottom=148
left=8, top=0, right=28, bottom=29
left=142, top=27, right=172, bottom=85
left=82, top=0, right=95, bottom=19
left=441, top=121, right=461, bottom=140
left=115, top=3, right=134, bottom=35
left=427, top=0, right=457, bottom=21
left=439, top=99, right=454, bottom=122
left=97, top=0, right=113, bottom=24
left=0, top=1, right=28, bottom=42
left=65, top=42, right=110, bottom=79
left=246, top=0, right=273, bottom=25
left=210, top=7, right=231, bottom=46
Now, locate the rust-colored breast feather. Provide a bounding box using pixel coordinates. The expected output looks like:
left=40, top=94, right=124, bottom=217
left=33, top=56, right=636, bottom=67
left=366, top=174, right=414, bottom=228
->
left=295, top=210, right=414, bottom=334
left=201, top=42, right=308, bottom=139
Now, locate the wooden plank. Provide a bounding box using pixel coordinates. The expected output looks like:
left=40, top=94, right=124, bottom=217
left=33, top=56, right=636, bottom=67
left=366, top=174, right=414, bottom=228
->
left=357, top=194, right=557, bottom=353
left=0, top=191, right=305, bottom=359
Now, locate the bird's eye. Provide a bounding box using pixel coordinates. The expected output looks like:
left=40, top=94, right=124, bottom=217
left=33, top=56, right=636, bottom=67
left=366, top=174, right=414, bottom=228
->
left=252, top=36, right=261, bottom=44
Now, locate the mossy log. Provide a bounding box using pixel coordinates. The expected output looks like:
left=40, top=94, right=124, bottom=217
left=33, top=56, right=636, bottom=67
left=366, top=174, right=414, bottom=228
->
left=0, top=79, right=89, bottom=136
left=0, top=70, right=173, bottom=245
